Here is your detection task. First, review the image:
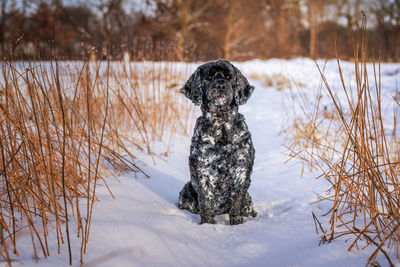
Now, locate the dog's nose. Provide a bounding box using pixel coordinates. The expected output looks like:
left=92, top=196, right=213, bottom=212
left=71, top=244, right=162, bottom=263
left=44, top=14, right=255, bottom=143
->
left=215, top=82, right=226, bottom=90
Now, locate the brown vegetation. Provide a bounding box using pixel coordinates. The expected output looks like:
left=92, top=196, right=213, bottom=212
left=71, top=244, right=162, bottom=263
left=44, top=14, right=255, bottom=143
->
left=0, top=50, right=194, bottom=265
left=286, top=17, right=400, bottom=265
left=0, top=0, right=399, bottom=61
left=249, top=73, right=292, bottom=91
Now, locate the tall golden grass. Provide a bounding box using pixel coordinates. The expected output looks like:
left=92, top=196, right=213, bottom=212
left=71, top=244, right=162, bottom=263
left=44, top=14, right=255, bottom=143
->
left=0, top=51, right=194, bottom=265
left=286, top=17, right=400, bottom=266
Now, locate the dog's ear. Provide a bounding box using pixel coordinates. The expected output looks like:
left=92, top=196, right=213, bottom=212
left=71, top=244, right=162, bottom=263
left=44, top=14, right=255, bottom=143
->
left=180, top=68, right=203, bottom=106
left=233, top=66, right=254, bottom=105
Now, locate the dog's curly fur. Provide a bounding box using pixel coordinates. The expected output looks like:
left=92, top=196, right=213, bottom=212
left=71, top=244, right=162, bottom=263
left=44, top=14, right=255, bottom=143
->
left=178, top=59, right=257, bottom=225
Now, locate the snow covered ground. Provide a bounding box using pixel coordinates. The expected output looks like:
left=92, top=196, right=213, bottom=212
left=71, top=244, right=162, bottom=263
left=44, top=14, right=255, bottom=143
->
left=8, top=59, right=400, bottom=266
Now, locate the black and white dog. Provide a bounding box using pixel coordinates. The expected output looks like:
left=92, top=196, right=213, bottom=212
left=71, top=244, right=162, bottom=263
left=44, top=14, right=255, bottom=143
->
left=178, top=59, right=257, bottom=225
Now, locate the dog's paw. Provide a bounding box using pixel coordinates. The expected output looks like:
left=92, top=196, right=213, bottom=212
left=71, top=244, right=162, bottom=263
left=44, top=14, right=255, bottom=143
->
left=251, top=210, right=258, bottom=217
left=229, top=215, right=244, bottom=225
left=200, top=215, right=216, bottom=224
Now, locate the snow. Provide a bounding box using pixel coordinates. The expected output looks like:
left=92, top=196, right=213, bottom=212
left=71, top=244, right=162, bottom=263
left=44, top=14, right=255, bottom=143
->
left=6, top=58, right=400, bottom=266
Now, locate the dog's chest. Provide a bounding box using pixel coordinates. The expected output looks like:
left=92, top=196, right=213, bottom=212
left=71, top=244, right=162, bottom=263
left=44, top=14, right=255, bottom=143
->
left=205, top=121, right=233, bottom=146
left=191, top=115, right=250, bottom=166
left=189, top=114, right=254, bottom=206
left=194, top=119, right=241, bottom=151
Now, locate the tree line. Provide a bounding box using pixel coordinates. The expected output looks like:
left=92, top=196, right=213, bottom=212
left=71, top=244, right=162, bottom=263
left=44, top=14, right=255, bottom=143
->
left=0, top=0, right=399, bottom=61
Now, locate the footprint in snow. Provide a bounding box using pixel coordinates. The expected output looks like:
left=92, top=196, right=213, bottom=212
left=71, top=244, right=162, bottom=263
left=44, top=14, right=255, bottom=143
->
left=255, top=200, right=293, bottom=219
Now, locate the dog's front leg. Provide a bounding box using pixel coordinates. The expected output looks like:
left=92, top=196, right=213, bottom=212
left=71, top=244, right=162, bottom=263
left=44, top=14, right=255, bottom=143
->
left=229, top=189, right=246, bottom=225
left=197, top=165, right=219, bottom=224
left=189, top=151, right=217, bottom=224
left=229, top=169, right=251, bottom=225
left=197, top=175, right=217, bottom=224
left=198, top=194, right=215, bottom=224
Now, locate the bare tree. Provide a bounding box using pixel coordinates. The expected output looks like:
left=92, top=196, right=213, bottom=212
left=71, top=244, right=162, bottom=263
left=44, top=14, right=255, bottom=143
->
left=306, top=0, right=322, bottom=59
left=305, top=0, right=340, bottom=59
left=223, top=0, right=239, bottom=59
left=264, top=0, right=302, bottom=58
left=222, top=0, right=264, bottom=60
left=371, top=0, right=400, bottom=61
left=0, top=0, right=398, bottom=61
left=0, top=0, right=8, bottom=55
left=152, top=0, right=212, bottom=61
left=332, top=0, right=363, bottom=57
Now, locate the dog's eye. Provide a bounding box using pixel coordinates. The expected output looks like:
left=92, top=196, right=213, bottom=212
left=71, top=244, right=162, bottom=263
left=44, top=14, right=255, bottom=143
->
left=205, top=70, right=215, bottom=81
left=224, top=71, right=232, bottom=79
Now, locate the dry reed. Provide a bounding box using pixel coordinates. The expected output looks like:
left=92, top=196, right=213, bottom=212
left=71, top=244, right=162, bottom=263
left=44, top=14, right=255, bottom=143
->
left=0, top=49, right=194, bottom=264
left=286, top=17, right=400, bottom=266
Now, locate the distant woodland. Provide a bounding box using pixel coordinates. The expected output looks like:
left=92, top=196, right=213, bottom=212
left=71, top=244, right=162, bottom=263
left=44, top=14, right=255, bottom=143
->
left=0, top=0, right=399, bottom=61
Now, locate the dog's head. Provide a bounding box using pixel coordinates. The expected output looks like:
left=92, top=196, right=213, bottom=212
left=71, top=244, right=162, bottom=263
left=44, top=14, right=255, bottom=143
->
left=181, top=60, right=254, bottom=112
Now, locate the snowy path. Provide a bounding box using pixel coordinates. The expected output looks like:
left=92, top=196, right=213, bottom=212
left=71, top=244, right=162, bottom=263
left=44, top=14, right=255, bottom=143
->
left=15, top=59, right=400, bottom=266
left=78, top=82, right=370, bottom=267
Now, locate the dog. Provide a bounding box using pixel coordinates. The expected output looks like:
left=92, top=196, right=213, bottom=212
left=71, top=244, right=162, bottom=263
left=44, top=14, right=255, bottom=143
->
left=178, top=59, right=257, bottom=225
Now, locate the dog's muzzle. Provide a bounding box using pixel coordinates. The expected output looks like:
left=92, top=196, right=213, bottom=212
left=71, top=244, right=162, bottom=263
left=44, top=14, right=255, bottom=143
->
left=209, top=80, right=232, bottom=105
